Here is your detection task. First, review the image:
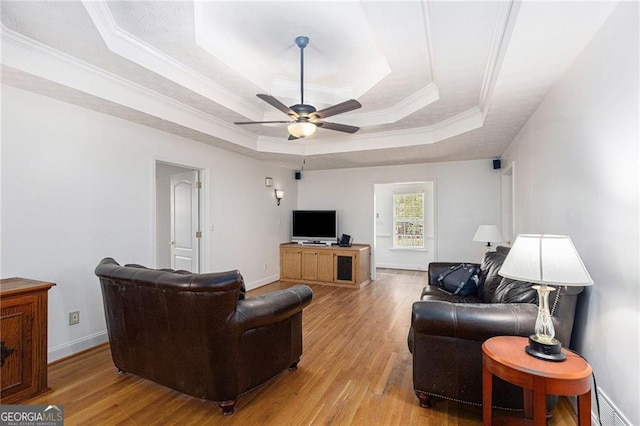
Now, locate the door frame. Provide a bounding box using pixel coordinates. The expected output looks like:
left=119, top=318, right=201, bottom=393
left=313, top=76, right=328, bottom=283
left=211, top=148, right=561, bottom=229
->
left=372, top=179, right=438, bottom=278
left=501, top=161, right=515, bottom=246
left=153, top=159, right=209, bottom=273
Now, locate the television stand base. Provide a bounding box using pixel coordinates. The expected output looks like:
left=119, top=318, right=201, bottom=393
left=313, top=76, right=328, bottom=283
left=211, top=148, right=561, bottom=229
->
left=280, top=243, right=371, bottom=288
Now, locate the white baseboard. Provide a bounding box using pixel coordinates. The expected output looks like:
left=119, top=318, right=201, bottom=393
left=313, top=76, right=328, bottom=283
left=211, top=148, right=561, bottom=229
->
left=375, top=263, right=428, bottom=271
left=46, top=275, right=280, bottom=363
left=245, top=274, right=280, bottom=291
left=48, top=330, right=109, bottom=363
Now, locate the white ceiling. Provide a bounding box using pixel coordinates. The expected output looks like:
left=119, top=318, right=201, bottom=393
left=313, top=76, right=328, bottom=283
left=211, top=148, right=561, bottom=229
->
left=0, top=1, right=618, bottom=170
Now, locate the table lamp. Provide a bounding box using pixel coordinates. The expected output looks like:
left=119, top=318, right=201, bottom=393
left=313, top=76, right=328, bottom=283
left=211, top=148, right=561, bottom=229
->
left=473, top=225, right=504, bottom=250
left=499, top=234, right=593, bottom=361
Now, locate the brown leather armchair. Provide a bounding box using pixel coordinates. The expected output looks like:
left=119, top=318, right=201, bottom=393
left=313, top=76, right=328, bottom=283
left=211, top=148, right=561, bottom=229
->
left=407, top=247, right=583, bottom=412
left=95, top=258, right=313, bottom=415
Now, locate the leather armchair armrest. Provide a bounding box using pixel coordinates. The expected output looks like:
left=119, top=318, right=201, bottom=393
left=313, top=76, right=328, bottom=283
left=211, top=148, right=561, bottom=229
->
left=234, top=285, right=313, bottom=331
left=411, top=300, right=542, bottom=342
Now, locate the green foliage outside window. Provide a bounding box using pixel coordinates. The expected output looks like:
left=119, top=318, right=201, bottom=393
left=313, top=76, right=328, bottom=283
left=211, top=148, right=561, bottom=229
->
left=393, top=192, right=424, bottom=248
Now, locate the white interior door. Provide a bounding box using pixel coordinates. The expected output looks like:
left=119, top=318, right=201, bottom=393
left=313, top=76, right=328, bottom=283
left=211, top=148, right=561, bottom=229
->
left=170, top=170, right=200, bottom=272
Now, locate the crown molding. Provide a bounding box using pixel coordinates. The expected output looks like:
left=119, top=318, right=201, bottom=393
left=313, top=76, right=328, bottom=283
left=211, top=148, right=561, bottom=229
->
left=1, top=0, right=517, bottom=159
left=419, top=1, right=437, bottom=83
left=256, top=106, right=483, bottom=156
left=343, top=83, right=440, bottom=127
left=81, top=0, right=263, bottom=121
left=0, top=25, right=258, bottom=150
left=193, top=1, right=391, bottom=110
left=478, top=0, right=520, bottom=120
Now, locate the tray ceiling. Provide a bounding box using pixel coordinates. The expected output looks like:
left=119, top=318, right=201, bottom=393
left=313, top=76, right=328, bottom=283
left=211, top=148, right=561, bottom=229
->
left=0, top=1, right=618, bottom=170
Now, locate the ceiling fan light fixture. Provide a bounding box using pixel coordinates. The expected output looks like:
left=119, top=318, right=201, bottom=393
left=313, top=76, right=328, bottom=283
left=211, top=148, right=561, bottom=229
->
left=288, top=121, right=317, bottom=138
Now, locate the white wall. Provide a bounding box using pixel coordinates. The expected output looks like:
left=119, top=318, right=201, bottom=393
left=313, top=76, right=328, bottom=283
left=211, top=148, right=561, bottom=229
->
left=1, top=85, right=295, bottom=361
left=296, top=160, right=502, bottom=270
left=501, top=2, right=639, bottom=424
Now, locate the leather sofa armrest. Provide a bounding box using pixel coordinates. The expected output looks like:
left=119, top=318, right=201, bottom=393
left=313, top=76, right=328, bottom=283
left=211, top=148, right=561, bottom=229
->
left=411, top=300, right=542, bottom=342
left=234, top=285, right=313, bottom=331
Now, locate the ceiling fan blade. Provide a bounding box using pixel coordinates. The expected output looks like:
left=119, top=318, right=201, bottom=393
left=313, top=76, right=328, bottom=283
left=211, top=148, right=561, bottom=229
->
left=256, top=94, right=298, bottom=117
left=312, top=99, right=362, bottom=119
left=234, top=120, right=292, bottom=125
left=288, top=134, right=300, bottom=141
left=315, top=121, right=360, bottom=134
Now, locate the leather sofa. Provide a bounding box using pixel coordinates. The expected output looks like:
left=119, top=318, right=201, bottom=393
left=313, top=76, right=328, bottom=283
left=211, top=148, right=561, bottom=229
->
left=95, top=258, right=313, bottom=415
left=407, top=247, right=583, bottom=412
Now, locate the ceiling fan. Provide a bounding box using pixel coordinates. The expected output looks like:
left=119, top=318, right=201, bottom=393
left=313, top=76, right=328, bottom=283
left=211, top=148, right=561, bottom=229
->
left=234, top=36, right=362, bottom=140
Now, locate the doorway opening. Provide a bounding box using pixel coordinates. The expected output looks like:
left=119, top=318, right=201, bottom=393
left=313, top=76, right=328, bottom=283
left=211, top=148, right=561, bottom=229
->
left=155, top=162, right=202, bottom=272
left=501, top=162, right=515, bottom=245
left=373, top=181, right=436, bottom=271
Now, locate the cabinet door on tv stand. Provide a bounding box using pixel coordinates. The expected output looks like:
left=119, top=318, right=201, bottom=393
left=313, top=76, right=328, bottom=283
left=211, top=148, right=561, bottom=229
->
left=334, top=253, right=357, bottom=285
left=301, top=251, right=318, bottom=281
left=281, top=248, right=302, bottom=280
left=317, top=252, right=334, bottom=282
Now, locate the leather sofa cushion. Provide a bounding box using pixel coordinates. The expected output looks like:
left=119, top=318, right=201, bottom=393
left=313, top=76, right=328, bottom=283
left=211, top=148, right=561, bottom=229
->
left=477, top=250, right=508, bottom=302
left=420, top=285, right=483, bottom=303
left=490, top=278, right=538, bottom=304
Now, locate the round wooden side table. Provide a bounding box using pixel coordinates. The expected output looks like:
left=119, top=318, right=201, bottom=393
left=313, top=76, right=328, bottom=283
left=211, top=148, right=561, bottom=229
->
left=482, top=336, right=592, bottom=426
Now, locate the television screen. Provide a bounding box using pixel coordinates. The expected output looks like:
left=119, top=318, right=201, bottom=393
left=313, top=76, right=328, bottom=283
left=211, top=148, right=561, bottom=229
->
left=292, top=210, right=338, bottom=243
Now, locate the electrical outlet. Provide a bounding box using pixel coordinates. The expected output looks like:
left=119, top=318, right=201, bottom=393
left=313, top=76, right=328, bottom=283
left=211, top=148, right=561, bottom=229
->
left=69, top=311, right=80, bottom=326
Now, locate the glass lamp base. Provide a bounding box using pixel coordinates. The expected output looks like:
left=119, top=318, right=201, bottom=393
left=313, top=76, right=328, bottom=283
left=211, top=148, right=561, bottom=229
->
left=525, top=335, right=566, bottom=362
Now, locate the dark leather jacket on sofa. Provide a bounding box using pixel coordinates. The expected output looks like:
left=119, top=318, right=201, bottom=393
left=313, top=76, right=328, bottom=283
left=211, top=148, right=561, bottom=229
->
left=408, top=247, right=583, bottom=411
left=95, top=258, right=313, bottom=415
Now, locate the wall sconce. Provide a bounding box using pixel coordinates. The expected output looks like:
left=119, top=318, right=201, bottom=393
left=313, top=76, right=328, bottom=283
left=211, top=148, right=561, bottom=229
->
left=275, top=189, right=284, bottom=206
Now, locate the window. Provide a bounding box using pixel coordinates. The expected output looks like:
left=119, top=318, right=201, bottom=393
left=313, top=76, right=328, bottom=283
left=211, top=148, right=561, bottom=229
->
left=393, top=192, right=425, bottom=249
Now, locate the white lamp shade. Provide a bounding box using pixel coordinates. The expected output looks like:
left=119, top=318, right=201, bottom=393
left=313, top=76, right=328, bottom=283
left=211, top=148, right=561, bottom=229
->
left=275, top=190, right=284, bottom=199
left=499, top=234, right=593, bottom=286
left=472, top=225, right=503, bottom=243
left=288, top=121, right=317, bottom=138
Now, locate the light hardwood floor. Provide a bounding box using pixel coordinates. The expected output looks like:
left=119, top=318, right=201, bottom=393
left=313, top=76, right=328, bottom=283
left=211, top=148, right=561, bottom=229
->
left=25, top=269, right=579, bottom=425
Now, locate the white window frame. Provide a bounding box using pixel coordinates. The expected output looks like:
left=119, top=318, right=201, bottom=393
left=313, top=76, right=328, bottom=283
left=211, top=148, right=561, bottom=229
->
left=392, top=191, right=425, bottom=250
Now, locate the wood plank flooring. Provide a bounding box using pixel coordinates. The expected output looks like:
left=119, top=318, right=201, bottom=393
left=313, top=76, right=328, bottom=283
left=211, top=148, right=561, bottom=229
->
left=23, top=269, right=578, bottom=425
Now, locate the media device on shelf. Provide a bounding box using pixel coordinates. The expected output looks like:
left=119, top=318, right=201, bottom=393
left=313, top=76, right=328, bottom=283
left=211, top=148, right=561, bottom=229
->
left=292, top=210, right=338, bottom=246
left=338, top=234, right=352, bottom=247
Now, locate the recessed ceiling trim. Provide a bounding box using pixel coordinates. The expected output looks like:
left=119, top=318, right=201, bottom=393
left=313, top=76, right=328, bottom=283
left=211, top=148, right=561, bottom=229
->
left=0, top=26, right=258, bottom=150
left=419, top=1, right=437, bottom=83
left=478, top=0, right=519, bottom=119
left=341, top=83, right=440, bottom=127
left=82, top=0, right=263, bottom=121
left=194, top=1, right=392, bottom=107
left=256, top=105, right=483, bottom=156
left=193, top=5, right=272, bottom=93
left=269, top=78, right=354, bottom=109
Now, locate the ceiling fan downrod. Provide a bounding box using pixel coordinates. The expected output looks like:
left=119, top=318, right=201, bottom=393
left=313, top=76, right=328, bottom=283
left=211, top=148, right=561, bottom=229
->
left=295, top=36, right=309, bottom=106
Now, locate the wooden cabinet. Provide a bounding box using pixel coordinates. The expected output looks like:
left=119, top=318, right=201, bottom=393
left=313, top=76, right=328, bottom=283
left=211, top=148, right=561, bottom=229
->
left=280, top=243, right=371, bottom=288
left=301, top=250, right=319, bottom=281
left=1, top=278, right=55, bottom=403
left=317, top=251, right=334, bottom=283
left=281, top=248, right=302, bottom=280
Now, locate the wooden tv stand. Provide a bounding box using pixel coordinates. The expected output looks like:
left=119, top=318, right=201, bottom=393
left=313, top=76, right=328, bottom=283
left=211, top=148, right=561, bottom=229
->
left=280, top=243, right=371, bottom=288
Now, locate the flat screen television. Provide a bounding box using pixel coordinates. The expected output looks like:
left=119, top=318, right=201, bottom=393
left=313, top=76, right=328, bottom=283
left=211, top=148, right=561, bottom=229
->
left=292, top=210, right=338, bottom=244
